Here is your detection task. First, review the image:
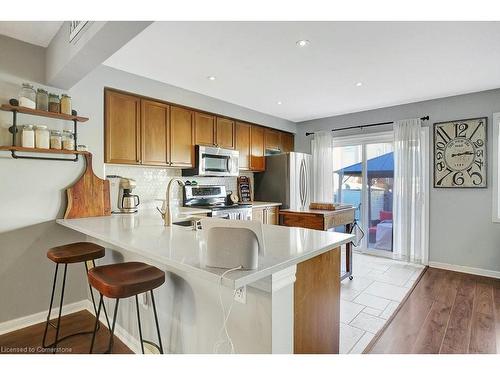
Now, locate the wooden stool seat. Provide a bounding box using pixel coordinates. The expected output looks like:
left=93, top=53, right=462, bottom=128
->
left=47, top=242, right=105, bottom=264
left=88, top=262, right=165, bottom=299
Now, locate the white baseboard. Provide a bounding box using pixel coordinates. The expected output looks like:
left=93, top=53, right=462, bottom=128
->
left=429, top=261, right=500, bottom=279
left=0, top=300, right=89, bottom=336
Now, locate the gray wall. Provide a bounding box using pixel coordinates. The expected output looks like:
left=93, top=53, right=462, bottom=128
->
left=0, top=37, right=295, bottom=324
left=296, top=89, right=500, bottom=273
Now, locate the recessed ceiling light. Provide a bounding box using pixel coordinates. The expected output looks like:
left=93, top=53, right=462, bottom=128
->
left=277, top=101, right=282, bottom=105
left=296, top=40, right=310, bottom=48
left=207, top=76, right=216, bottom=81
left=356, top=82, right=363, bottom=87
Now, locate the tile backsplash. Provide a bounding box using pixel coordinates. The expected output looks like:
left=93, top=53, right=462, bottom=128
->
left=104, top=164, right=254, bottom=209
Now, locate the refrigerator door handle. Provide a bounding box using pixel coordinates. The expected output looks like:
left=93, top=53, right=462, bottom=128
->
left=299, top=158, right=305, bottom=207
left=303, top=158, right=309, bottom=206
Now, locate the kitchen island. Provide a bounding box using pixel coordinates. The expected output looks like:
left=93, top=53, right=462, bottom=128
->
left=57, top=210, right=353, bottom=354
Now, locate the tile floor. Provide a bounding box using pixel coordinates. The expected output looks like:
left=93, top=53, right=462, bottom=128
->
left=339, top=251, right=425, bottom=354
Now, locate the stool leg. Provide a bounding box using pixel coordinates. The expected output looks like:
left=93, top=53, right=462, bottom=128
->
left=106, top=298, right=120, bottom=354
left=85, top=261, right=111, bottom=330
left=52, top=264, right=67, bottom=354
left=135, top=295, right=145, bottom=354
left=150, top=290, right=164, bottom=354
left=42, top=263, right=59, bottom=348
left=89, top=293, right=103, bottom=354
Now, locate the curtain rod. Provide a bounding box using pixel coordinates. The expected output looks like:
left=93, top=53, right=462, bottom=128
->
left=305, top=115, right=430, bottom=136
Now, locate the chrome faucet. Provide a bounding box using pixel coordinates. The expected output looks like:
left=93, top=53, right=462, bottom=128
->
left=157, top=178, right=185, bottom=226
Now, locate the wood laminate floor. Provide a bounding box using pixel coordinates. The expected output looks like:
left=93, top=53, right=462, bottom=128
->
left=367, top=267, right=500, bottom=354
left=0, top=310, right=132, bottom=354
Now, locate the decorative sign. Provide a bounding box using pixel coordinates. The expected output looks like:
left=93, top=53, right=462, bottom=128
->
left=433, top=117, right=487, bottom=188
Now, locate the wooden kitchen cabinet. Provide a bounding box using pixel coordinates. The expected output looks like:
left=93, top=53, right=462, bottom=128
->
left=250, top=125, right=265, bottom=171
left=105, top=90, right=141, bottom=164
left=252, top=207, right=265, bottom=223
left=216, top=117, right=235, bottom=149
left=140, top=99, right=169, bottom=166
left=169, top=105, right=194, bottom=167
left=265, top=128, right=281, bottom=152
left=280, top=132, right=295, bottom=152
left=194, top=111, right=216, bottom=146
left=235, top=121, right=251, bottom=170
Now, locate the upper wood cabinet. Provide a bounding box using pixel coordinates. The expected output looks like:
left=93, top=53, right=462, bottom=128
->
left=250, top=125, right=265, bottom=171
left=169, top=106, right=194, bottom=167
left=194, top=112, right=216, bottom=146
left=216, top=117, right=235, bottom=149
left=280, top=132, right=295, bottom=153
left=105, top=90, right=141, bottom=164
left=265, top=128, right=281, bottom=152
left=235, top=121, right=251, bottom=170
left=141, top=100, right=169, bottom=166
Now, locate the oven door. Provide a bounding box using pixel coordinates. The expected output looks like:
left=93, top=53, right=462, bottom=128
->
left=198, top=146, right=239, bottom=176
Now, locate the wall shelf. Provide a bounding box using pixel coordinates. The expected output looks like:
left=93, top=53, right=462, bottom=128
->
left=0, top=101, right=89, bottom=162
left=0, top=104, right=89, bottom=122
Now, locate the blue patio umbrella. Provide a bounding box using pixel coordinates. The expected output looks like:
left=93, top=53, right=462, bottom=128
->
left=335, top=152, right=394, bottom=178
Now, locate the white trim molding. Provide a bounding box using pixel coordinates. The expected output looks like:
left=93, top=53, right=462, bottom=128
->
left=429, top=261, right=500, bottom=279
left=0, top=300, right=89, bottom=336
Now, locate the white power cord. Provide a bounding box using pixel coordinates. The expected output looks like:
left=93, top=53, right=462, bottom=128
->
left=213, top=265, right=243, bottom=354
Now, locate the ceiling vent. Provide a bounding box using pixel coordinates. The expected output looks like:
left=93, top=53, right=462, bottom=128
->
left=69, top=21, right=89, bottom=43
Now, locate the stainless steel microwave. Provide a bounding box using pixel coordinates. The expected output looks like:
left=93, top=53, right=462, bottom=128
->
left=182, top=145, right=239, bottom=177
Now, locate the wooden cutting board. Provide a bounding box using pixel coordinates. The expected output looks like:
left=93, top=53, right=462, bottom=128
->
left=64, top=153, right=111, bottom=219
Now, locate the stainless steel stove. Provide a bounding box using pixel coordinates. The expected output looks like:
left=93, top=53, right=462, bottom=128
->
left=183, top=185, right=252, bottom=220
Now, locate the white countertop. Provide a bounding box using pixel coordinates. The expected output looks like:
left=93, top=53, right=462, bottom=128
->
left=56, top=210, right=353, bottom=289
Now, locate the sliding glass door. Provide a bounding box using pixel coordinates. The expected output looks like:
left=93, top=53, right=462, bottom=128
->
left=333, top=133, right=395, bottom=256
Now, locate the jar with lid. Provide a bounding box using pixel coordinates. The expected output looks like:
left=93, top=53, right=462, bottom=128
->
left=35, top=125, right=50, bottom=149
left=62, top=130, right=75, bottom=150
left=50, top=130, right=62, bottom=149
left=21, top=125, right=35, bottom=148
left=19, top=83, right=36, bottom=109
left=48, top=94, right=60, bottom=113
left=60, top=94, right=72, bottom=115
left=36, top=89, right=49, bottom=111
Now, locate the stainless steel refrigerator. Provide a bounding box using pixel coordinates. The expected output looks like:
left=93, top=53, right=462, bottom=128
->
left=254, top=152, right=312, bottom=209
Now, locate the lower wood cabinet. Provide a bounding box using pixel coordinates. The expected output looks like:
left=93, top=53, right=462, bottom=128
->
left=252, top=206, right=279, bottom=225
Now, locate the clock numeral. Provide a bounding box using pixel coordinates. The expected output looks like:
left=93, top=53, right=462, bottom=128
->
left=468, top=121, right=483, bottom=141
left=436, top=151, right=443, bottom=160
left=436, top=161, right=445, bottom=171
left=454, top=122, right=469, bottom=138
left=436, top=141, right=446, bottom=151
left=476, top=149, right=484, bottom=158
left=474, top=159, right=484, bottom=170
left=452, top=171, right=465, bottom=186
left=473, top=139, right=484, bottom=148
left=466, top=167, right=483, bottom=185
left=436, top=126, right=452, bottom=142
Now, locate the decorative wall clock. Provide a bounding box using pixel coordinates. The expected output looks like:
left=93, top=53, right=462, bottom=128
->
left=433, top=117, right=487, bottom=188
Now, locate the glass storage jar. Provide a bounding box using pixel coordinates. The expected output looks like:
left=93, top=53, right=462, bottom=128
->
left=35, top=125, right=50, bottom=149
left=48, top=94, right=60, bottom=113
left=62, top=130, right=75, bottom=150
left=60, top=94, right=72, bottom=115
left=21, top=125, right=35, bottom=148
left=19, top=83, right=36, bottom=109
left=50, top=130, right=62, bottom=149
left=36, top=89, right=49, bottom=111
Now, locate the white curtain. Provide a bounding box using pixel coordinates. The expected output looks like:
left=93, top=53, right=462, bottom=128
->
left=311, top=131, right=334, bottom=203
left=393, top=118, right=425, bottom=263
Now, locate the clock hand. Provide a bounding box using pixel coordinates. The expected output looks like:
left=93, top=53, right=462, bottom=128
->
left=451, top=151, right=474, bottom=157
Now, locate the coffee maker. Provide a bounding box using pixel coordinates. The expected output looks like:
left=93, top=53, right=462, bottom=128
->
left=107, top=176, right=140, bottom=214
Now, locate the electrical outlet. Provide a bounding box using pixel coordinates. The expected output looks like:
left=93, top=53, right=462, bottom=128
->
left=234, top=286, right=246, bottom=304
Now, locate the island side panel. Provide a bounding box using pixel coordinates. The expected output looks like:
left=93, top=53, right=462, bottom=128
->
left=293, top=247, right=340, bottom=354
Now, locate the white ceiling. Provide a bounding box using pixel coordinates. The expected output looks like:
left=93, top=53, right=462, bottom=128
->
left=0, top=21, right=62, bottom=47
left=105, top=21, right=500, bottom=122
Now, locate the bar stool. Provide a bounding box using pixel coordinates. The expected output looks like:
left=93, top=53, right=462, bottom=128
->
left=87, top=261, right=165, bottom=354
left=42, top=242, right=110, bottom=351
